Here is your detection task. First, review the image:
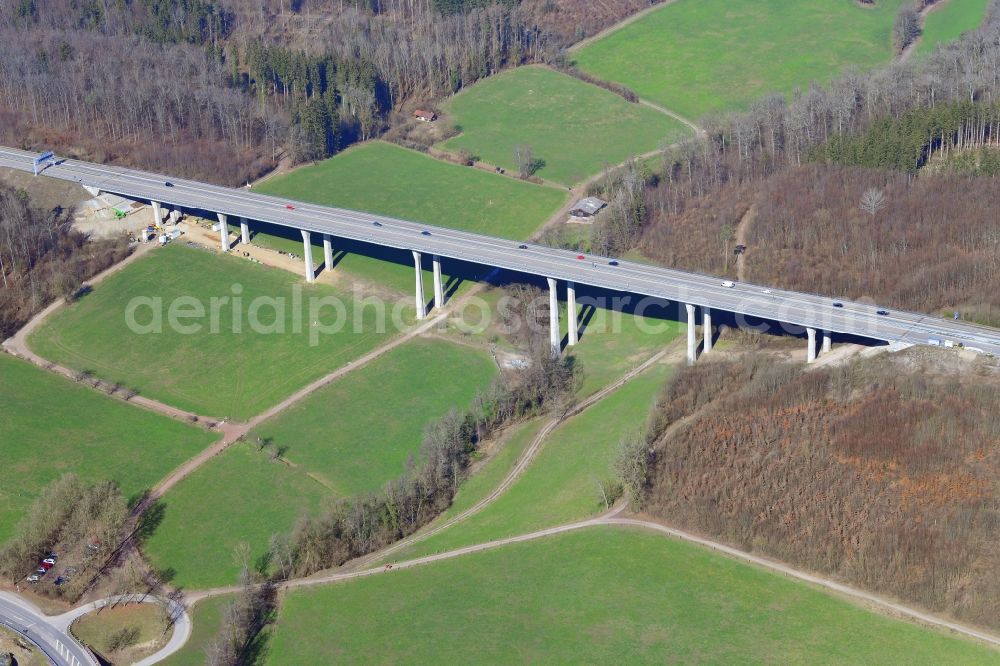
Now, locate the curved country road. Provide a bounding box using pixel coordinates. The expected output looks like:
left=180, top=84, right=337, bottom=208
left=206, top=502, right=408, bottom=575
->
left=0, top=592, right=191, bottom=666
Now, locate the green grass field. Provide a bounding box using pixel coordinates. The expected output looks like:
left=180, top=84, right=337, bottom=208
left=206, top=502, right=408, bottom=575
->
left=269, top=526, right=996, bottom=664
left=0, top=353, right=215, bottom=542
left=29, top=244, right=398, bottom=420
left=440, top=66, right=691, bottom=185
left=573, top=0, right=907, bottom=119
left=257, top=141, right=567, bottom=240
left=143, top=442, right=328, bottom=588
left=252, top=141, right=565, bottom=295
left=71, top=604, right=169, bottom=662
left=257, top=338, right=497, bottom=497
left=161, top=595, right=233, bottom=666
left=144, top=338, right=497, bottom=588
left=917, top=0, right=990, bottom=55
left=391, top=363, right=673, bottom=560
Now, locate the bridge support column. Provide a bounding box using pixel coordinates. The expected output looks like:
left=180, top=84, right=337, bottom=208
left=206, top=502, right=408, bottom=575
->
left=217, top=213, right=229, bottom=252
left=822, top=331, right=832, bottom=355
left=807, top=327, right=817, bottom=363
left=151, top=201, right=162, bottom=225
left=432, top=256, right=445, bottom=310
left=301, top=230, right=314, bottom=283
left=323, top=234, right=334, bottom=272
left=170, top=210, right=180, bottom=225
left=567, top=282, right=578, bottom=346
left=240, top=217, right=250, bottom=244
left=413, top=251, right=427, bottom=320
left=547, top=277, right=560, bottom=357
left=703, top=307, right=713, bottom=354
left=685, top=303, right=697, bottom=365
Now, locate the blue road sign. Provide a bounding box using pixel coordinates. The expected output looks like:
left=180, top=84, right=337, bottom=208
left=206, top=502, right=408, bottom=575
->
left=32, top=151, right=55, bottom=176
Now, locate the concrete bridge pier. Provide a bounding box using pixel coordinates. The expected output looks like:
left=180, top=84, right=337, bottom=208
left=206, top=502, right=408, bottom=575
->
left=807, top=327, right=818, bottom=363
left=151, top=201, right=162, bottom=225
left=170, top=209, right=180, bottom=225
left=685, top=303, right=697, bottom=365
left=323, top=234, right=334, bottom=273
left=240, top=217, right=250, bottom=244
left=548, top=277, right=560, bottom=357
left=301, top=230, right=314, bottom=283
left=217, top=213, right=229, bottom=252
left=567, top=282, right=578, bottom=346
left=822, top=331, right=832, bottom=355
left=703, top=307, right=713, bottom=354
left=432, top=256, right=445, bottom=310
left=413, top=251, right=427, bottom=320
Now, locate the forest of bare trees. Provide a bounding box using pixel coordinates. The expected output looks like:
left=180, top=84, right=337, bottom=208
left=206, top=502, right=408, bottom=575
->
left=0, top=0, right=561, bottom=184
left=641, top=163, right=1000, bottom=323
left=0, top=186, right=129, bottom=339
left=643, top=351, right=1000, bottom=631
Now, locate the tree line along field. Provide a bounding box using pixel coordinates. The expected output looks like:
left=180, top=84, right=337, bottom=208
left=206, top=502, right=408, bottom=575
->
left=143, top=338, right=498, bottom=589
left=572, top=0, right=908, bottom=119
left=388, top=362, right=674, bottom=562
left=267, top=527, right=997, bottom=664
left=28, top=244, right=401, bottom=421
left=0, top=353, right=215, bottom=542
left=916, top=0, right=992, bottom=55
left=439, top=66, right=691, bottom=186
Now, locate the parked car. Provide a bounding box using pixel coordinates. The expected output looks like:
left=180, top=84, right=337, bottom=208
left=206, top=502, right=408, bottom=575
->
left=26, top=574, right=40, bottom=583
left=39, top=562, right=53, bottom=571
left=54, top=576, right=68, bottom=586
left=42, top=558, right=56, bottom=565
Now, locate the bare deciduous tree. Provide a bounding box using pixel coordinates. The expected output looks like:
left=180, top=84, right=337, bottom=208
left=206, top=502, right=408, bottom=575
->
left=860, top=187, right=886, bottom=218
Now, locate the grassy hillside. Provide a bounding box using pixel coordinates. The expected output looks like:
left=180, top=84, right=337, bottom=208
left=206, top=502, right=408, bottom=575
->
left=143, top=442, right=326, bottom=589
left=391, top=362, right=673, bottom=561
left=257, top=141, right=567, bottom=240
left=144, top=339, right=497, bottom=588
left=0, top=353, right=215, bottom=542
left=917, top=0, right=991, bottom=55
left=258, top=338, right=497, bottom=497
left=269, top=526, right=996, bottom=664
left=440, top=66, right=690, bottom=185
left=29, top=244, right=397, bottom=420
left=573, top=0, right=907, bottom=118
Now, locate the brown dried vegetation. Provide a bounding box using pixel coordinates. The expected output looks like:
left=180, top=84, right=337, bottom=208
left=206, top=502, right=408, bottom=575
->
left=644, top=351, right=1000, bottom=630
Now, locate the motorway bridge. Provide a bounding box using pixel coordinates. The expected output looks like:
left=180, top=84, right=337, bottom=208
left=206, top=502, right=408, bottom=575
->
left=4, top=146, right=1000, bottom=362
